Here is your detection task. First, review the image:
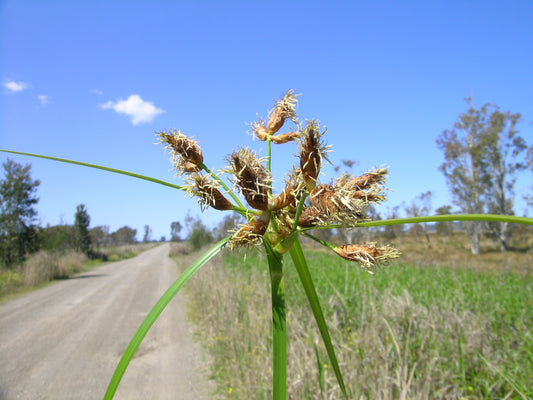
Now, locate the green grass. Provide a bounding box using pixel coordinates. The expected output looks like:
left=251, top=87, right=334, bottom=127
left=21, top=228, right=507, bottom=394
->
left=184, top=247, right=533, bottom=399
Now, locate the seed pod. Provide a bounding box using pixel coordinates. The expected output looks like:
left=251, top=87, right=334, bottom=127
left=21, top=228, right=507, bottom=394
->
left=309, top=184, right=336, bottom=211
left=267, top=90, right=299, bottom=134
left=252, top=121, right=268, bottom=141
left=229, top=218, right=268, bottom=248
left=270, top=131, right=300, bottom=144
left=185, top=174, right=233, bottom=211
left=228, top=148, right=271, bottom=211
left=298, top=120, right=329, bottom=192
left=334, top=243, right=400, bottom=273
left=298, top=207, right=322, bottom=227
left=156, top=129, right=204, bottom=173
left=341, top=168, right=388, bottom=190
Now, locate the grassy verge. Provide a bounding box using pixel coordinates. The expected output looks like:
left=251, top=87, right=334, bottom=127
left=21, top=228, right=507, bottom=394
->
left=182, top=243, right=533, bottom=399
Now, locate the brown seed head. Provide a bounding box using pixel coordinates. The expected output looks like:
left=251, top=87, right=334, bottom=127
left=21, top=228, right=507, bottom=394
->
left=229, top=218, right=268, bottom=249
left=298, top=206, right=322, bottom=227
left=338, top=168, right=388, bottom=190
left=269, top=167, right=305, bottom=211
left=270, top=130, right=300, bottom=144
left=185, top=174, right=233, bottom=211
left=298, top=120, right=330, bottom=192
left=334, top=243, right=401, bottom=273
left=156, top=129, right=204, bottom=174
left=267, top=90, right=299, bottom=134
left=308, top=183, right=367, bottom=225
left=227, top=148, right=271, bottom=211
left=250, top=120, right=268, bottom=141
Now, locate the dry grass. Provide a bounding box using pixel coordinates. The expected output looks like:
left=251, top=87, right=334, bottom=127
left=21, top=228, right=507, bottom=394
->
left=387, top=231, right=533, bottom=276
left=21, top=250, right=88, bottom=286
left=178, top=234, right=533, bottom=399
left=168, top=242, right=192, bottom=257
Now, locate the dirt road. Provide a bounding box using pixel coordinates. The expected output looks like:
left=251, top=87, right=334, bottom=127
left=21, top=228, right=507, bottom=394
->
left=0, top=244, right=213, bottom=400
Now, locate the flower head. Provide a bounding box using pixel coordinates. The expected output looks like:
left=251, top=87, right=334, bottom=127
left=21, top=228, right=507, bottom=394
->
left=229, top=217, right=268, bottom=249
left=157, top=129, right=203, bottom=174
left=185, top=173, right=233, bottom=211
left=334, top=243, right=401, bottom=273
left=227, top=148, right=271, bottom=211
left=298, top=120, right=330, bottom=192
left=267, top=90, right=299, bottom=134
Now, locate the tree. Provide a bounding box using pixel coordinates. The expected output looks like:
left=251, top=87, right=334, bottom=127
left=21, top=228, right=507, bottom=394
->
left=170, top=221, right=182, bottom=242
left=39, top=224, right=74, bottom=252
left=483, top=109, right=528, bottom=251
left=435, top=205, right=454, bottom=236
left=142, top=225, right=152, bottom=243
left=111, top=226, right=137, bottom=245
left=74, top=204, right=91, bottom=255
left=436, top=98, right=529, bottom=254
left=0, top=159, right=40, bottom=267
left=184, top=212, right=212, bottom=250
left=89, top=225, right=111, bottom=247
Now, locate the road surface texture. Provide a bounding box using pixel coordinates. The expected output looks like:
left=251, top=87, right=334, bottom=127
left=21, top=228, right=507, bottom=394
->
left=0, top=244, right=213, bottom=400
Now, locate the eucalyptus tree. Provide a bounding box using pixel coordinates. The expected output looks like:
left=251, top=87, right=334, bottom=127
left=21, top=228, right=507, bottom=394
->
left=437, top=98, right=528, bottom=253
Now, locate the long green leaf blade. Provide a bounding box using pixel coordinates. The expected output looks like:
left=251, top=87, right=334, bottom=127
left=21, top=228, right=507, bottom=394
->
left=103, top=237, right=229, bottom=399
left=0, top=149, right=184, bottom=191
left=264, top=240, right=287, bottom=400
left=289, top=238, right=348, bottom=399
left=319, top=214, right=533, bottom=230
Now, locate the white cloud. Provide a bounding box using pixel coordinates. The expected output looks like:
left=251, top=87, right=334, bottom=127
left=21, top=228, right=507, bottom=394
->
left=3, top=80, right=30, bottom=93
left=99, top=94, right=165, bottom=125
left=91, top=88, right=103, bottom=95
left=38, top=95, right=50, bottom=106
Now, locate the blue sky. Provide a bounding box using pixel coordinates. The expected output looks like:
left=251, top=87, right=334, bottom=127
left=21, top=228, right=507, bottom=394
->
left=1, top=1, right=532, bottom=241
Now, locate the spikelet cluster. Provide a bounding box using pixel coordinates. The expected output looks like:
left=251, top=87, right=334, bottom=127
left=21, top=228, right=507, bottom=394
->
left=157, top=91, right=400, bottom=271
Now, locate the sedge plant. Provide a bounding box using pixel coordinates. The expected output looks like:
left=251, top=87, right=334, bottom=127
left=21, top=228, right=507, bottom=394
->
left=1, top=90, right=532, bottom=400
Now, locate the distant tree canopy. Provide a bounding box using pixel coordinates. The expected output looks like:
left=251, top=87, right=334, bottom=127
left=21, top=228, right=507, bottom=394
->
left=143, top=224, right=152, bottom=243
left=170, top=221, right=182, bottom=242
left=185, top=212, right=213, bottom=250
left=436, top=98, right=530, bottom=254
left=74, top=204, right=91, bottom=255
left=111, top=226, right=137, bottom=245
left=435, top=205, right=454, bottom=236
left=0, top=159, right=40, bottom=267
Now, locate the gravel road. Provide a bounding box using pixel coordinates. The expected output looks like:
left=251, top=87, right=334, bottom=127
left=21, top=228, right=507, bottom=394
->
left=0, top=244, right=213, bottom=400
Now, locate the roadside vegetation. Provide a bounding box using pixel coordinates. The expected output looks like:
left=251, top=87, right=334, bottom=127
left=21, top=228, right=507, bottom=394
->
left=178, top=230, right=533, bottom=399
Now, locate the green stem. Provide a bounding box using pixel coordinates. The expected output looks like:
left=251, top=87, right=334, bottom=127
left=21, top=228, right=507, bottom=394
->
left=304, top=214, right=533, bottom=232
left=199, top=162, right=245, bottom=209
left=267, top=136, right=272, bottom=173
left=264, top=240, right=287, bottom=400
left=304, top=232, right=336, bottom=251
left=292, top=192, right=309, bottom=232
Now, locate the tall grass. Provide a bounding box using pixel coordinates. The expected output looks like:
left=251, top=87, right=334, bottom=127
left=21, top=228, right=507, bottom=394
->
left=184, top=249, right=533, bottom=399
left=21, top=250, right=88, bottom=286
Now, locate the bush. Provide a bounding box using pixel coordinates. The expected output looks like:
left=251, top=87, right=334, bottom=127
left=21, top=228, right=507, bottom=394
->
left=0, top=270, right=22, bottom=295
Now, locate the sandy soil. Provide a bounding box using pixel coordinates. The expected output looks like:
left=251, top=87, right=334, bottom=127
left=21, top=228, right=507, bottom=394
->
left=0, top=244, right=213, bottom=400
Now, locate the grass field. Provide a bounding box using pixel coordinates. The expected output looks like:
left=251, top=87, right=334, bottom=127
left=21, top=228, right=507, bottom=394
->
left=182, top=233, right=533, bottom=399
